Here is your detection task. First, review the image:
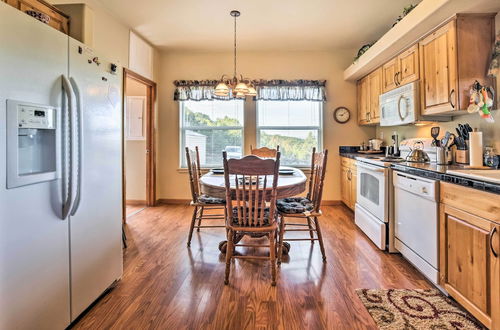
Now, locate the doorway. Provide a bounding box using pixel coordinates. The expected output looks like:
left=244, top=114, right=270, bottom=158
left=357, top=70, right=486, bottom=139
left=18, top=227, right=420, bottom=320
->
left=123, top=69, right=156, bottom=221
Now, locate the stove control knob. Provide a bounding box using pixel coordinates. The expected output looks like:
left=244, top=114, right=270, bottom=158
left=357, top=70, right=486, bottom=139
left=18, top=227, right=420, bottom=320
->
left=421, top=187, right=428, bottom=194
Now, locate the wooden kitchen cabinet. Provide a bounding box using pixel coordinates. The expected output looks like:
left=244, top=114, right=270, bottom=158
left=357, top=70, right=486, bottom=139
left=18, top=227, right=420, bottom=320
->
left=2, top=0, right=69, bottom=34
left=382, top=44, right=419, bottom=93
left=368, top=68, right=382, bottom=124
left=340, top=157, right=357, bottom=210
left=440, top=182, right=500, bottom=329
left=357, top=77, right=369, bottom=125
left=419, top=14, right=496, bottom=115
left=357, top=68, right=382, bottom=125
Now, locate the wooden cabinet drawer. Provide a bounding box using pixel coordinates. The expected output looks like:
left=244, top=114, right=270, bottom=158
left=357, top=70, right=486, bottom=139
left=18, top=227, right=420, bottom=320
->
left=440, top=182, right=500, bottom=224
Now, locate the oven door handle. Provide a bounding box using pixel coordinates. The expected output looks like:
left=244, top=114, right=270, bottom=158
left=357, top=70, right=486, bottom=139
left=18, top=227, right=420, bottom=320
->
left=357, top=163, right=386, bottom=173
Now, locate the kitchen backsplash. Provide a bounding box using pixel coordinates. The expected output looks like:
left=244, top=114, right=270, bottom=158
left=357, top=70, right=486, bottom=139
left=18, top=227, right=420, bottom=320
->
left=376, top=110, right=500, bottom=152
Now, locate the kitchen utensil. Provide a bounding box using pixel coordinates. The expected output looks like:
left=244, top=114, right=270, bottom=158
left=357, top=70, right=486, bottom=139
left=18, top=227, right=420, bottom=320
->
left=436, top=147, right=452, bottom=165
left=431, top=127, right=440, bottom=146
left=440, top=131, right=451, bottom=148
left=405, top=141, right=431, bottom=163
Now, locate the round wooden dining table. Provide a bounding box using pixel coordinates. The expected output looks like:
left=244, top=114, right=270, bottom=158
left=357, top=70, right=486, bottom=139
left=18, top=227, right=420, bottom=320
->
left=199, top=166, right=307, bottom=199
left=199, top=167, right=307, bottom=253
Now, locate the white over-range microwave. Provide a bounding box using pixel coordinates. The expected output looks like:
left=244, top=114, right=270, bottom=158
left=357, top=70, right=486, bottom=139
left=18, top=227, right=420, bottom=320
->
left=379, top=81, right=449, bottom=126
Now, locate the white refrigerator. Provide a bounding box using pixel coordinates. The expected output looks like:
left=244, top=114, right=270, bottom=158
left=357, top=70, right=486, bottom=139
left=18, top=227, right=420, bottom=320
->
left=0, top=3, right=123, bottom=329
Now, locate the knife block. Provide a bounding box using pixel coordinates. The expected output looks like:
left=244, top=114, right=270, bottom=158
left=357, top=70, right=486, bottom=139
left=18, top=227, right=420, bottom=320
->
left=455, top=150, right=469, bottom=164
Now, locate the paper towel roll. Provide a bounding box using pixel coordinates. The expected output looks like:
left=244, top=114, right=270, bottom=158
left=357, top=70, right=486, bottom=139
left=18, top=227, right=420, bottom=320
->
left=469, top=131, right=483, bottom=167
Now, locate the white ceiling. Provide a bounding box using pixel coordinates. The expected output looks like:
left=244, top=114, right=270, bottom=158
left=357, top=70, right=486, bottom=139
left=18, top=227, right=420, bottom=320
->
left=98, top=0, right=422, bottom=52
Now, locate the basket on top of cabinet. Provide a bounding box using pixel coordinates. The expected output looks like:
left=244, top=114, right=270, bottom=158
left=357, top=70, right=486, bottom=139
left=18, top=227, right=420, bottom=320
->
left=2, top=0, right=69, bottom=34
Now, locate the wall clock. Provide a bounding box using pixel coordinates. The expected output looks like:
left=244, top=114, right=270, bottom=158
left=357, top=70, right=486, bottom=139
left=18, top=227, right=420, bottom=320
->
left=333, top=106, right=351, bottom=124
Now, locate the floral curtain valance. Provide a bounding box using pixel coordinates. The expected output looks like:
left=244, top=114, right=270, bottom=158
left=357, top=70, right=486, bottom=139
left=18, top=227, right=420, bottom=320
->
left=254, top=80, right=326, bottom=102
left=173, top=79, right=326, bottom=102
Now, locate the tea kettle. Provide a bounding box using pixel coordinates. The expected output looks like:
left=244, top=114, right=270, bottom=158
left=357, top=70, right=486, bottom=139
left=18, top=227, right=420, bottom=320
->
left=405, top=140, right=430, bottom=163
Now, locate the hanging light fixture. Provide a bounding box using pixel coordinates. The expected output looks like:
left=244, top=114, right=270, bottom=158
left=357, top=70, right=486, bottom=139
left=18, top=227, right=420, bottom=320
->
left=214, top=10, right=257, bottom=99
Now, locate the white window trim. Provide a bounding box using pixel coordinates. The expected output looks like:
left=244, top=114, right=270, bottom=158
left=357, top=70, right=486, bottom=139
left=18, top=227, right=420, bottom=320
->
left=256, top=101, right=324, bottom=166
left=179, top=101, right=245, bottom=168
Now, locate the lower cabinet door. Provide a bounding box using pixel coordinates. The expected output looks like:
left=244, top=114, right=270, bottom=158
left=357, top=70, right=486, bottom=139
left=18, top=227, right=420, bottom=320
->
left=340, top=166, right=351, bottom=208
left=440, top=204, right=495, bottom=328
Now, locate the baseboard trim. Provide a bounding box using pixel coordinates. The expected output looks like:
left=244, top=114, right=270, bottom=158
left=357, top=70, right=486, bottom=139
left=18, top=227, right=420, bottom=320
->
left=158, top=199, right=191, bottom=205
left=126, top=199, right=147, bottom=205
left=321, top=200, right=342, bottom=206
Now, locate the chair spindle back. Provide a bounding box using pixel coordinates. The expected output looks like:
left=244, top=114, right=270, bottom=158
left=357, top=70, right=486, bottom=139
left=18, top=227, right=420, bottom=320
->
left=186, top=147, right=202, bottom=203
left=223, top=152, right=280, bottom=227
left=307, top=149, right=328, bottom=213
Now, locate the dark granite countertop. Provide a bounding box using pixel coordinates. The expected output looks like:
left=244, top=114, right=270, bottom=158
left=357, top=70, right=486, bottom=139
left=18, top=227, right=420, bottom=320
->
left=392, top=162, right=500, bottom=195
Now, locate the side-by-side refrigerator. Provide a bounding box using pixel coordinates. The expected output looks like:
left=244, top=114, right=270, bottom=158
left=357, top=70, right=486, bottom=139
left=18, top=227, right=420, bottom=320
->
left=0, top=3, right=123, bottom=329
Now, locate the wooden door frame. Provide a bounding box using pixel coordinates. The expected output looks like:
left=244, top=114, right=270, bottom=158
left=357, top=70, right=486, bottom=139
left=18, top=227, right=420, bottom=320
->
left=122, top=68, right=157, bottom=222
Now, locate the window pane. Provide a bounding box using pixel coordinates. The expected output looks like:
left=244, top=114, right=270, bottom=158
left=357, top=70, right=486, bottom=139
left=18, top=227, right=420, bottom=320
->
left=183, top=100, right=243, bottom=127
left=183, top=129, right=243, bottom=167
left=258, top=100, right=320, bottom=127
left=259, top=129, right=318, bottom=166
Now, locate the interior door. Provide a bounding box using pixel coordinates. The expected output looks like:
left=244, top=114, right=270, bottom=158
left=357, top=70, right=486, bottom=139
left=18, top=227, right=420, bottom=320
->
left=68, top=39, right=123, bottom=320
left=419, top=20, right=457, bottom=114
left=0, top=4, right=70, bottom=329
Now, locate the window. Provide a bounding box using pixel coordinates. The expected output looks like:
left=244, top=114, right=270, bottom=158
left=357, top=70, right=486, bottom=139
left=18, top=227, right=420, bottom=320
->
left=257, top=100, right=322, bottom=166
left=180, top=100, right=244, bottom=167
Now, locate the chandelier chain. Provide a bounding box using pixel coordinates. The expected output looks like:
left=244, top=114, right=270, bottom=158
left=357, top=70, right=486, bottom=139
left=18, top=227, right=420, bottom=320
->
left=233, top=13, right=237, bottom=79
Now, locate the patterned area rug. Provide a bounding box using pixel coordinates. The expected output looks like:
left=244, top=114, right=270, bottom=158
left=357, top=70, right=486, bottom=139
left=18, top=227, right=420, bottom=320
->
left=356, top=289, right=485, bottom=329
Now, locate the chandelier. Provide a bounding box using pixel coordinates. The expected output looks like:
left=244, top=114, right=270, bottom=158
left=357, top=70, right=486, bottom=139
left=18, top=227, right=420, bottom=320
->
left=214, top=10, right=257, bottom=99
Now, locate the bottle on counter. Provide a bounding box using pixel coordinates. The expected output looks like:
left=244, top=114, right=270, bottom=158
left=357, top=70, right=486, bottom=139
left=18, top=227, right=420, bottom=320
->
left=484, top=147, right=499, bottom=168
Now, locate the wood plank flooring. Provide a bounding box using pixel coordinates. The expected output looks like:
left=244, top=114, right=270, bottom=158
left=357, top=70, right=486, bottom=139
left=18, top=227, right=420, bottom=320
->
left=72, top=204, right=432, bottom=329
left=125, top=204, right=146, bottom=218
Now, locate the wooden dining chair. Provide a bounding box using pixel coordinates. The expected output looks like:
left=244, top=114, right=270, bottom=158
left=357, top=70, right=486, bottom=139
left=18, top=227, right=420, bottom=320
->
left=277, top=148, right=328, bottom=263
left=250, top=145, right=279, bottom=158
left=185, top=147, right=225, bottom=247
left=222, top=151, right=281, bottom=286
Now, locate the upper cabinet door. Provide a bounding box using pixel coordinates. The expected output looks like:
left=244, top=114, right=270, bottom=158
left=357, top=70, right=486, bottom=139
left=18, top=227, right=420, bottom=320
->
left=382, top=57, right=398, bottom=93
left=357, top=77, right=369, bottom=125
left=397, top=44, right=419, bottom=86
left=419, top=21, right=458, bottom=115
left=369, top=68, right=382, bottom=123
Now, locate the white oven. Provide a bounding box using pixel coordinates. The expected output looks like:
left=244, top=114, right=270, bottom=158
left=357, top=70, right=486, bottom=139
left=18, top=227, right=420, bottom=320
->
left=355, top=159, right=390, bottom=250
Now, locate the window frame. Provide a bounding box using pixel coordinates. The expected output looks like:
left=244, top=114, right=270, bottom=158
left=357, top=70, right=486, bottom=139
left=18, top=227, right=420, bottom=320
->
left=256, top=100, right=324, bottom=167
left=179, top=100, right=245, bottom=168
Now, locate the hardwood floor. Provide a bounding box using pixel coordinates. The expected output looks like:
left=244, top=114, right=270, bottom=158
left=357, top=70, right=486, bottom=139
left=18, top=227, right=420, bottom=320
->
left=72, top=204, right=432, bottom=329
left=125, top=204, right=146, bottom=218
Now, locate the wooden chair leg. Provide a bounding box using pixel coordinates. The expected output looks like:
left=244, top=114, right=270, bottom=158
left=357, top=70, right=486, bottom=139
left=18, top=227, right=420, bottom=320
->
left=313, top=216, right=327, bottom=262
left=277, top=216, right=286, bottom=265
left=197, top=206, right=204, bottom=232
left=224, top=229, right=234, bottom=285
left=307, top=217, right=314, bottom=243
left=187, top=206, right=198, bottom=247
left=269, top=231, right=277, bottom=286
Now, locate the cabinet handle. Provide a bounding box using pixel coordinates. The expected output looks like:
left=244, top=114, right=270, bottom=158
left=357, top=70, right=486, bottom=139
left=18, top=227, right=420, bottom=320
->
left=393, top=72, right=398, bottom=86
left=397, top=72, right=401, bottom=85
left=490, top=227, right=498, bottom=258
left=449, top=89, right=455, bottom=108
left=347, top=169, right=352, bottom=181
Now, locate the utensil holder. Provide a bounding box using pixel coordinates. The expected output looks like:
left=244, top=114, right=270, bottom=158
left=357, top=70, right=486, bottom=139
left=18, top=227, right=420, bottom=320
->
left=455, top=149, right=469, bottom=164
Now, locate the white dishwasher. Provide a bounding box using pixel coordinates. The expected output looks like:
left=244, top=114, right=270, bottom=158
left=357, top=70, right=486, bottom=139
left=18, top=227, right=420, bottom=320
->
left=393, top=171, right=439, bottom=285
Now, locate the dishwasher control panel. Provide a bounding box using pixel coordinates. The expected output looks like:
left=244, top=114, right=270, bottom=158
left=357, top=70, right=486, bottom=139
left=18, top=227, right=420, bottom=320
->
left=393, top=171, right=438, bottom=201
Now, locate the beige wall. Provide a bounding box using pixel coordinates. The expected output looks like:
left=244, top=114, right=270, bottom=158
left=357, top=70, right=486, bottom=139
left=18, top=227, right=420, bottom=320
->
left=125, top=78, right=147, bottom=201
left=157, top=50, right=376, bottom=201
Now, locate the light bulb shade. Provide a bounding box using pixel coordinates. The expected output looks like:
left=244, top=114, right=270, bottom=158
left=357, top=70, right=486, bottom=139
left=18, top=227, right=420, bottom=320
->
left=235, top=91, right=246, bottom=98
left=234, top=82, right=249, bottom=93
left=214, top=82, right=230, bottom=96
left=246, top=86, right=257, bottom=96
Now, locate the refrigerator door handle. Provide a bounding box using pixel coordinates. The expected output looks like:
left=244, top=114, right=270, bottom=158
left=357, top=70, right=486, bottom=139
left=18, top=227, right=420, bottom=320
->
left=69, top=77, right=83, bottom=216
left=61, top=75, right=76, bottom=220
